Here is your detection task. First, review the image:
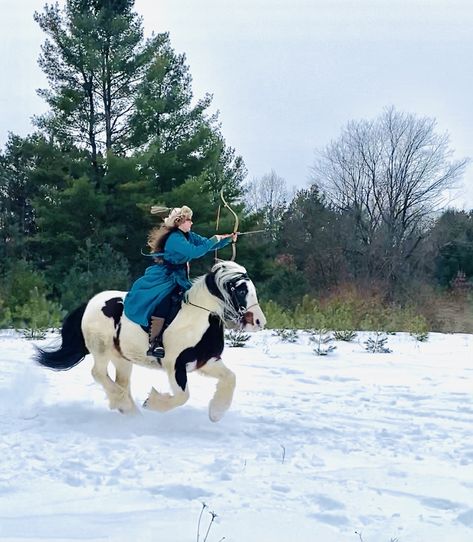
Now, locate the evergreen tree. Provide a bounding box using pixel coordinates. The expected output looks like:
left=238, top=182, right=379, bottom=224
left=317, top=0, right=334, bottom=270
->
left=129, top=33, right=246, bottom=197
left=279, top=186, right=356, bottom=293
left=1, top=0, right=251, bottom=314
left=0, top=133, right=73, bottom=266
left=34, top=0, right=155, bottom=177
left=427, top=209, right=473, bottom=287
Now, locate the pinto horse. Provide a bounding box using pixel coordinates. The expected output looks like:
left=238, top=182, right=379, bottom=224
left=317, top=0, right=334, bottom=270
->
left=35, top=261, right=266, bottom=421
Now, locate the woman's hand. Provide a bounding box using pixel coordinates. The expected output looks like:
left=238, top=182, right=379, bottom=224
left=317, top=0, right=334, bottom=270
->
left=216, top=233, right=238, bottom=242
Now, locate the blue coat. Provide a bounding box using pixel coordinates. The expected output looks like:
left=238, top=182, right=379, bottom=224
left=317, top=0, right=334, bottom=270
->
left=124, top=230, right=232, bottom=326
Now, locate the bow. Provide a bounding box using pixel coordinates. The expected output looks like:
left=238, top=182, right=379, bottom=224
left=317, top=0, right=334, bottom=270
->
left=217, top=188, right=239, bottom=261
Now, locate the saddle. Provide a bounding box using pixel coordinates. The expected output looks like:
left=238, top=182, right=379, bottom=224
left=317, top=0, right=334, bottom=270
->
left=141, top=289, right=184, bottom=333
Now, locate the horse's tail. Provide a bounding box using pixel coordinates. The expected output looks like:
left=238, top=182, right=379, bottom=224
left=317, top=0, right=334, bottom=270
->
left=35, top=303, right=89, bottom=371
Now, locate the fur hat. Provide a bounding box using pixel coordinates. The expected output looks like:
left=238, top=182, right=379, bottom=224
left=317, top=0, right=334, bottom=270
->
left=151, top=205, right=193, bottom=228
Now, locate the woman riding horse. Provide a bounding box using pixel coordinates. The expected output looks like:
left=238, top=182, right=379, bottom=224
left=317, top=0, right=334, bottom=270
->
left=124, top=205, right=237, bottom=359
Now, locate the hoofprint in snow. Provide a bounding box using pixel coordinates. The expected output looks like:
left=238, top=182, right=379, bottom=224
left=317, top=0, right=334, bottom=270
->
left=0, top=330, right=472, bottom=542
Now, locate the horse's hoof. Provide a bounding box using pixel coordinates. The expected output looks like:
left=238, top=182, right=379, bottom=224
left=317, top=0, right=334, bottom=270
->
left=208, top=406, right=225, bottom=423
left=143, top=387, right=160, bottom=410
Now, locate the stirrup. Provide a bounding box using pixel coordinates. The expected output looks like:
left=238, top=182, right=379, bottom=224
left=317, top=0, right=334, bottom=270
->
left=147, top=340, right=165, bottom=359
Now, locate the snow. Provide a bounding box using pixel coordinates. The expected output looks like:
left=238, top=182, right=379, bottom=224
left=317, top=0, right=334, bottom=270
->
left=0, top=329, right=472, bottom=542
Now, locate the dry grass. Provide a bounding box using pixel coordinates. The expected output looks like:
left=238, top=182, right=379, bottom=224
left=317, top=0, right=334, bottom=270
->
left=431, top=293, right=473, bottom=333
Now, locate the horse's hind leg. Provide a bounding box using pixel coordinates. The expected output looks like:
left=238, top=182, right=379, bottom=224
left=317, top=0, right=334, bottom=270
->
left=198, top=358, right=236, bottom=422
left=143, top=359, right=190, bottom=412
left=91, top=353, right=135, bottom=414
left=111, top=357, right=138, bottom=414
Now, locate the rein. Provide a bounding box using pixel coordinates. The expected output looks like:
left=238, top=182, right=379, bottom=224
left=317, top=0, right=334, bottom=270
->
left=184, top=300, right=219, bottom=314
left=184, top=299, right=261, bottom=317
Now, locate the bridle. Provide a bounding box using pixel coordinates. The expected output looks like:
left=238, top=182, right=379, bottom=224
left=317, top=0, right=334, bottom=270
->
left=185, top=272, right=261, bottom=324
left=225, top=274, right=259, bottom=321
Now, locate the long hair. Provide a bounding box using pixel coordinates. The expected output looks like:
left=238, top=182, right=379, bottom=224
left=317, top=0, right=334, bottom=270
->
left=147, top=225, right=174, bottom=254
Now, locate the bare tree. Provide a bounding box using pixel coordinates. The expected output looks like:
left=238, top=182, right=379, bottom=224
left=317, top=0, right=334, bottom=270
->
left=312, top=107, right=468, bottom=285
left=245, top=170, right=288, bottom=236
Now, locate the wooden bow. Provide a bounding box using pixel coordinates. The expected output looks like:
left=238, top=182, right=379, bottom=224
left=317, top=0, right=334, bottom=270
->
left=218, top=188, right=239, bottom=261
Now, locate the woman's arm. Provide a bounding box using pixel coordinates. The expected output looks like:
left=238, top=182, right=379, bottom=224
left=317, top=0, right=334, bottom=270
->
left=189, top=231, right=234, bottom=250
left=164, top=231, right=218, bottom=262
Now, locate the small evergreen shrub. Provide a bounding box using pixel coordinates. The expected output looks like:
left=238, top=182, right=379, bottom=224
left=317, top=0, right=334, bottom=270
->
left=333, top=329, right=357, bottom=342
left=0, top=260, right=62, bottom=330
left=273, top=328, right=299, bottom=343
left=225, top=329, right=250, bottom=347
left=406, top=314, right=429, bottom=342
left=14, top=287, right=64, bottom=340
left=364, top=332, right=392, bottom=353
left=309, top=329, right=337, bottom=356
left=0, top=297, right=13, bottom=329
left=2, top=259, right=48, bottom=309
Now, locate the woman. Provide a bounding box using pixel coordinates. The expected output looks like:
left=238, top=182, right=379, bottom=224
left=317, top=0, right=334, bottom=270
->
left=124, top=205, right=237, bottom=359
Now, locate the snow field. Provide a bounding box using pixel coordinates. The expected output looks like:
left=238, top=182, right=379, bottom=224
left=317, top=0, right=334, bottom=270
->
left=0, top=330, right=472, bottom=542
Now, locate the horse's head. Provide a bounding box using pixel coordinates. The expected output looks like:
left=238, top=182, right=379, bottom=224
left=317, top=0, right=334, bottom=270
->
left=211, top=261, right=266, bottom=331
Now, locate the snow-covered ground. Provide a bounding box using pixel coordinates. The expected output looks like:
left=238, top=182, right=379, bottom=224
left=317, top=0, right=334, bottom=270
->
left=0, top=329, right=472, bottom=542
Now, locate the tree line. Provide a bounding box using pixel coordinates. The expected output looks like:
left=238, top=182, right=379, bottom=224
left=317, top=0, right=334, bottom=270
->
left=1, top=0, right=472, bottom=331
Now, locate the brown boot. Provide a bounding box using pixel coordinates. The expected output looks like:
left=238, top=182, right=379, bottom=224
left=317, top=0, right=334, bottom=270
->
left=146, top=316, right=165, bottom=358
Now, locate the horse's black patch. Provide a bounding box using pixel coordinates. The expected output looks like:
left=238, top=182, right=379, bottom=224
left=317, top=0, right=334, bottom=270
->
left=113, top=322, right=122, bottom=352
left=205, top=273, right=224, bottom=300
left=101, top=297, right=124, bottom=329
left=174, top=314, right=225, bottom=391
left=232, top=282, right=248, bottom=309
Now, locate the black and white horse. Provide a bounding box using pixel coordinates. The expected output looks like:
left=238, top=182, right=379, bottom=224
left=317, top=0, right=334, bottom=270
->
left=36, top=261, right=266, bottom=422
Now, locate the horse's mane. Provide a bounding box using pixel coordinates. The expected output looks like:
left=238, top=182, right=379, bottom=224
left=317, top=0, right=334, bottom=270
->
left=186, top=274, right=224, bottom=317
left=186, top=261, right=248, bottom=320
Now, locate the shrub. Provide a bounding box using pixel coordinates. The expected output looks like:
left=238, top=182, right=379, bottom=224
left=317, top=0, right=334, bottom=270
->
left=14, top=287, right=64, bottom=339
left=364, top=332, right=392, bottom=353
left=406, top=314, right=429, bottom=342
left=273, top=328, right=299, bottom=343
left=0, top=297, right=13, bottom=329
left=0, top=260, right=60, bottom=330
left=293, top=295, right=326, bottom=330
left=309, top=329, right=337, bottom=356
left=260, top=300, right=294, bottom=329
left=225, top=329, right=250, bottom=347
left=1, top=259, right=48, bottom=309
left=333, top=330, right=357, bottom=342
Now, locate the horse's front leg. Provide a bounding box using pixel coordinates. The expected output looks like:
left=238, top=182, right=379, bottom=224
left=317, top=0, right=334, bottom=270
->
left=198, top=357, right=236, bottom=422
left=143, top=356, right=190, bottom=412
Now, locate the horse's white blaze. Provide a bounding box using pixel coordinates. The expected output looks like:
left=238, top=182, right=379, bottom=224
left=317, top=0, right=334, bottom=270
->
left=243, top=281, right=266, bottom=331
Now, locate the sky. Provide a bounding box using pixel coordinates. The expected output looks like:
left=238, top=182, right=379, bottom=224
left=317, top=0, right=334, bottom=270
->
left=2, top=0, right=473, bottom=208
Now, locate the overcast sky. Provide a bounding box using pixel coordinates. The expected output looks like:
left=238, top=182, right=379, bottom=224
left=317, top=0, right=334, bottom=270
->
left=2, top=0, right=473, bottom=207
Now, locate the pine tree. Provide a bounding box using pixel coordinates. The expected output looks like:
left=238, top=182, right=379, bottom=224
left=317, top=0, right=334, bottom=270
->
left=309, top=329, right=337, bottom=356
left=364, top=332, right=392, bottom=353
left=34, top=0, right=155, bottom=177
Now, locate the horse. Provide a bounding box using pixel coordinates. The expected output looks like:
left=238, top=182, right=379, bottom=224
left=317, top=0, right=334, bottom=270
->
left=35, top=260, right=266, bottom=422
